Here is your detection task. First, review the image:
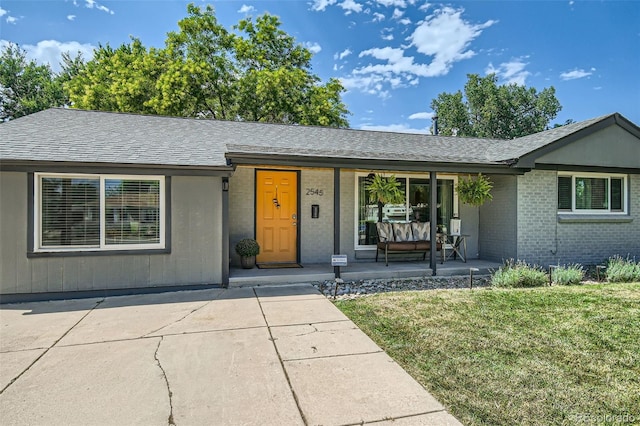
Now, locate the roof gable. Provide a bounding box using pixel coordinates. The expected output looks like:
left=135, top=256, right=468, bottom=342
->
left=488, top=113, right=640, bottom=170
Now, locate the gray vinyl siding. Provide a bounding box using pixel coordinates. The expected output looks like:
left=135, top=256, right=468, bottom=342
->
left=479, top=174, right=518, bottom=262
left=0, top=172, right=222, bottom=295
left=516, top=170, right=640, bottom=266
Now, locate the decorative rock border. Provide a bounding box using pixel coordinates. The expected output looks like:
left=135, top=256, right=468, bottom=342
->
left=312, top=275, right=492, bottom=300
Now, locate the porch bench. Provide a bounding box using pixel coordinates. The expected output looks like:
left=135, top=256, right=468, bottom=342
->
left=375, top=222, right=443, bottom=266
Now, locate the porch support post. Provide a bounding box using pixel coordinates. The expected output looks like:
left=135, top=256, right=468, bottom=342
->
left=221, top=177, right=230, bottom=288
left=430, top=171, right=438, bottom=275
left=334, top=167, right=341, bottom=279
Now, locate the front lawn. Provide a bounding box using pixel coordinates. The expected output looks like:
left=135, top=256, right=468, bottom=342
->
left=336, top=283, right=640, bottom=425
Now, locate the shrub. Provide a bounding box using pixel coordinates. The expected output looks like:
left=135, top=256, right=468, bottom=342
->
left=491, top=260, right=548, bottom=288
left=235, top=238, right=260, bottom=257
left=551, top=264, right=584, bottom=285
left=606, top=256, right=640, bottom=283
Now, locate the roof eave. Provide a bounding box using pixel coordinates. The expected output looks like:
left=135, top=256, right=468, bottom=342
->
left=226, top=152, right=526, bottom=174
left=0, top=160, right=235, bottom=177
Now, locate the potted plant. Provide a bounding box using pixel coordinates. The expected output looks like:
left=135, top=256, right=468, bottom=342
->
left=455, top=173, right=493, bottom=206
left=365, top=173, right=406, bottom=222
left=235, top=238, right=260, bottom=269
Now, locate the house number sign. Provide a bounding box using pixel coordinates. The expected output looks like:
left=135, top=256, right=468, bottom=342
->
left=305, top=188, right=324, bottom=196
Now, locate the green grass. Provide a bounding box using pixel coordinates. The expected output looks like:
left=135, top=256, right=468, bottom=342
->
left=335, top=283, right=640, bottom=426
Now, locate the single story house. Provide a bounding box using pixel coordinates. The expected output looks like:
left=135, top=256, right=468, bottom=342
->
left=1, top=108, right=638, bottom=300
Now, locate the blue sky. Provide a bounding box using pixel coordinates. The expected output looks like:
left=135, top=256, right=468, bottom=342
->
left=1, top=0, right=639, bottom=132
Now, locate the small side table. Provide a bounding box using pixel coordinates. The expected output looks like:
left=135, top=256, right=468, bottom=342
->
left=447, top=234, right=469, bottom=262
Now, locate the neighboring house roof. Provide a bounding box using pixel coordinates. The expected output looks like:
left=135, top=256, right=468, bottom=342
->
left=1, top=108, right=638, bottom=172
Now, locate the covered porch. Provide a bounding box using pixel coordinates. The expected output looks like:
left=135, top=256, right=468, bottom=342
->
left=229, top=258, right=501, bottom=287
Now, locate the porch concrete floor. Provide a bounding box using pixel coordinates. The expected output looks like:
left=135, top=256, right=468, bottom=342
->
left=229, top=258, right=501, bottom=287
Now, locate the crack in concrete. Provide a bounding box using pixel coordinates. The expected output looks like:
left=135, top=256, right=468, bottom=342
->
left=282, top=349, right=384, bottom=363
left=293, top=323, right=319, bottom=337
left=0, top=298, right=104, bottom=395
left=338, top=408, right=449, bottom=426
left=153, top=336, right=175, bottom=426
left=143, top=291, right=225, bottom=337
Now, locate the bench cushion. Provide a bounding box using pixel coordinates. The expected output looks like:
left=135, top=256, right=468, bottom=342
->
left=386, top=241, right=417, bottom=251
left=393, top=223, right=413, bottom=242
left=411, top=222, right=430, bottom=241
left=376, top=222, right=393, bottom=242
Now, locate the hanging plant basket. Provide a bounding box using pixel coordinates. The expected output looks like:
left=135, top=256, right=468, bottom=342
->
left=456, top=173, right=493, bottom=206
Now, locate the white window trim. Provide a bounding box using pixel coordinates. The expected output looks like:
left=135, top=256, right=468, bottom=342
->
left=353, top=171, right=459, bottom=250
left=558, top=172, right=627, bottom=215
left=34, top=173, right=166, bottom=252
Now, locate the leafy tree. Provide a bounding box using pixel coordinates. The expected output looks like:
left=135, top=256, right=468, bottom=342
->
left=67, top=4, right=350, bottom=127
left=0, top=43, right=65, bottom=121
left=66, top=39, right=164, bottom=114
left=431, top=74, right=562, bottom=139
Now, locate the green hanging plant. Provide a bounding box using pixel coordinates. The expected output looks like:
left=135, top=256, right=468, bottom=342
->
left=456, top=173, right=493, bottom=206
left=365, top=173, right=406, bottom=222
left=365, top=173, right=406, bottom=205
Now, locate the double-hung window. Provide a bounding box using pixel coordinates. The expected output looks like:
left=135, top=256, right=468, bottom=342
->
left=558, top=173, right=627, bottom=214
left=35, top=173, right=166, bottom=251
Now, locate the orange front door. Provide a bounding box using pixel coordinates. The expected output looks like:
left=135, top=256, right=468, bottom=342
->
left=256, top=170, right=298, bottom=264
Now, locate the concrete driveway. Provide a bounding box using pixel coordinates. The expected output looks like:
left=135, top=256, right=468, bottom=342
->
left=0, top=284, right=462, bottom=426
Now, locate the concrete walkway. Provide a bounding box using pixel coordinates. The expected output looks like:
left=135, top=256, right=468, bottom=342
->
left=0, top=284, right=462, bottom=426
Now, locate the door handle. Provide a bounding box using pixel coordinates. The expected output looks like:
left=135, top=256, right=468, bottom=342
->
left=292, top=222, right=297, bottom=226
left=292, top=214, right=297, bottom=219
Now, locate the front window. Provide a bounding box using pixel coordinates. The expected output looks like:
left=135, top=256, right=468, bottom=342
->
left=36, top=173, right=165, bottom=251
left=558, top=173, right=626, bottom=213
left=356, top=173, right=457, bottom=247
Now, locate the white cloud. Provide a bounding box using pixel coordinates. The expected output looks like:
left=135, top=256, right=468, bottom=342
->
left=372, top=12, right=385, bottom=22
left=85, top=0, right=114, bottom=15
left=408, top=111, right=434, bottom=120
left=392, top=8, right=404, bottom=19
left=408, top=7, right=497, bottom=76
left=374, top=0, right=407, bottom=7
left=305, top=42, right=322, bottom=54
left=17, top=40, right=96, bottom=73
left=344, top=6, right=495, bottom=96
left=339, top=0, right=363, bottom=14
left=1, top=6, right=19, bottom=24
left=311, top=0, right=338, bottom=11
left=238, top=5, right=256, bottom=13
left=560, top=68, right=593, bottom=80
left=360, top=123, right=431, bottom=134
left=334, top=48, right=352, bottom=60
left=67, top=15, right=76, bottom=21
left=486, top=57, right=531, bottom=85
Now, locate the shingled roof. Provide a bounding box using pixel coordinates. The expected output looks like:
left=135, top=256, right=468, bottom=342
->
left=1, top=108, right=636, bottom=171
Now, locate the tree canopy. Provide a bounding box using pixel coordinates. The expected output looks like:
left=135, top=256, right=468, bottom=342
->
left=0, top=43, right=66, bottom=121
left=430, top=74, right=562, bottom=139
left=67, top=4, right=350, bottom=127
